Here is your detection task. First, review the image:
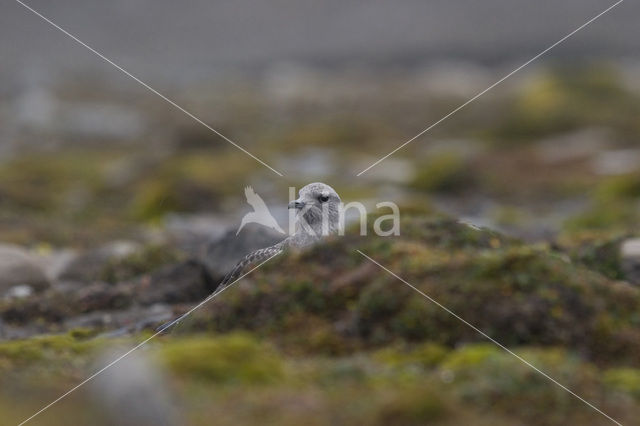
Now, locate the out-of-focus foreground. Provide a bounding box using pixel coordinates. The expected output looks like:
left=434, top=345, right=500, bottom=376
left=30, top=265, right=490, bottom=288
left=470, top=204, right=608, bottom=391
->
left=1, top=1, right=639, bottom=425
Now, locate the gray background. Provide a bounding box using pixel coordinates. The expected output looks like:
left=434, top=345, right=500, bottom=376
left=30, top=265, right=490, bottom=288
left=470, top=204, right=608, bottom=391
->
left=1, top=0, right=636, bottom=88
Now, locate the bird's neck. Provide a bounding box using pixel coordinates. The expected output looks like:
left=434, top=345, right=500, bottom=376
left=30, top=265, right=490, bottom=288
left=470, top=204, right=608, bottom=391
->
left=290, top=222, right=337, bottom=248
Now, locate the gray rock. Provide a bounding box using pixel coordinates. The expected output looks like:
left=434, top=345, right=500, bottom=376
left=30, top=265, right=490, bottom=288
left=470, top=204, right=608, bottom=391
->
left=200, top=223, right=285, bottom=278
left=164, top=213, right=232, bottom=255
left=136, top=259, right=216, bottom=305
left=621, top=238, right=640, bottom=285
left=32, top=248, right=77, bottom=282
left=0, top=244, right=49, bottom=295
left=592, top=149, right=640, bottom=176
left=89, top=348, right=180, bottom=426
left=538, top=128, right=610, bottom=164
left=5, top=285, right=33, bottom=299
left=59, top=241, right=141, bottom=282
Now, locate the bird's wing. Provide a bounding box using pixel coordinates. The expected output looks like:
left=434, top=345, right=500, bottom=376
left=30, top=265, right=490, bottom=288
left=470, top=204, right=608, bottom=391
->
left=244, top=186, right=269, bottom=211
left=218, top=241, right=285, bottom=288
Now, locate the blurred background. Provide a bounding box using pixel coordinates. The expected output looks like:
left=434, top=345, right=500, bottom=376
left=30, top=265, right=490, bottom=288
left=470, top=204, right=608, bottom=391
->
left=1, top=1, right=639, bottom=425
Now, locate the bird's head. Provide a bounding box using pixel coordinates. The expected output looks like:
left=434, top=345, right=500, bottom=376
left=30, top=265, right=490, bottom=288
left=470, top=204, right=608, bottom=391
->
left=288, top=182, right=341, bottom=237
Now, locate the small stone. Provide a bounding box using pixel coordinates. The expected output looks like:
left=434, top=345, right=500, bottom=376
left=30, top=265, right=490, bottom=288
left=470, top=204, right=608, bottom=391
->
left=0, top=244, right=50, bottom=296
left=592, top=149, right=640, bottom=175
left=5, top=285, right=33, bottom=299
left=621, top=238, right=640, bottom=285
left=89, top=348, right=179, bottom=426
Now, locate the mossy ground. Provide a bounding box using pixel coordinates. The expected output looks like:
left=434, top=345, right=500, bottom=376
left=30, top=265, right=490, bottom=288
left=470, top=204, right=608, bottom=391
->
left=2, top=333, right=638, bottom=425
left=3, top=214, right=639, bottom=425
left=2, top=63, right=640, bottom=425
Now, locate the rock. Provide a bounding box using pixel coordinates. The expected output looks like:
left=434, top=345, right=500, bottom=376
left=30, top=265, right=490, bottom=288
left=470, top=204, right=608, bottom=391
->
left=164, top=213, right=232, bottom=255
left=592, top=149, right=640, bottom=175
left=4, top=285, right=33, bottom=299
left=538, top=128, right=610, bottom=164
left=89, top=348, right=180, bottom=426
left=0, top=244, right=50, bottom=296
left=1, top=291, right=68, bottom=326
left=200, top=224, right=285, bottom=278
left=32, top=248, right=77, bottom=282
left=59, top=241, right=141, bottom=282
left=621, top=238, right=640, bottom=284
left=135, top=259, right=217, bottom=305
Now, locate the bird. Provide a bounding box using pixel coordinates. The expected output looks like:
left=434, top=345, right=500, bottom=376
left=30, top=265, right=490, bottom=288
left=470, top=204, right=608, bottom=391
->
left=236, top=186, right=285, bottom=235
left=223, top=182, right=341, bottom=286
left=157, top=182, right=341, bottom=333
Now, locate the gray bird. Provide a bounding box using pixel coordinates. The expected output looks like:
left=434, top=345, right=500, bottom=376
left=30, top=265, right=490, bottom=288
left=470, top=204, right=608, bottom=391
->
left=220, top=182, right=341, bottom=286
left=157, top=182, right=340, bottom=333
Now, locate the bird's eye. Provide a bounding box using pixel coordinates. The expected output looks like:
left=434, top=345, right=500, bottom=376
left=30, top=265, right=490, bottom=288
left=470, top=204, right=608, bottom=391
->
left=319, top=194, right=329, bottom=203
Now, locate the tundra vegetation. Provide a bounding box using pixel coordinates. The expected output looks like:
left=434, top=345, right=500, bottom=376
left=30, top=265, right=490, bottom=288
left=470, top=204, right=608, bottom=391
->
left=1, top=64, right=639, bottom=425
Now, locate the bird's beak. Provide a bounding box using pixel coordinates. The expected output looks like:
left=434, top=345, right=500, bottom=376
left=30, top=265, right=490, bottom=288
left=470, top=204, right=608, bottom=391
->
left=288, top=199, right=305, bottom=210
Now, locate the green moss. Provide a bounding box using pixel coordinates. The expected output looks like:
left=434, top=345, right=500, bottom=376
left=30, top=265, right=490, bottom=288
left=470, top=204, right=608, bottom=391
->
left=68, top=327, right=101, bottom=340
left=434, top=344, right=608, bottom=425
left=162, top=334, right=284, bottom=384
left=491, top=206, right=529, bottom=227
left=391, top=297, right=442, bottom=341
left=167, top=212, right=640, bottom=366
left=411, top=152, right=471, bottom=193
left=564, top=202, right=638, bottom=233
left=399, top=216, right=514, bottom=251
left=0, top=151, right=113, bottom=213
left=563, top=174, right=640, bottom=233
left=604, top=368, right=640, bottom=398
left=281, top=280, right=327, bottom=313
left=489, top=65, right=640, bottom=143
left=0, top=331, right=100, bottom=369
left=558, top=233, right=628, bottom=280
left=130, top=152, right=254, bottom=220
left=374, top=385, right=449, bottom=425
left=595, top=173, right=640, bottom=202
left=266, top=119, right=393, bottom=152
left=374, top=342, right=449, bottom=369
left=442, top=344, right=500, bottom=370
left=355, top=280, right=411, bottom=344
